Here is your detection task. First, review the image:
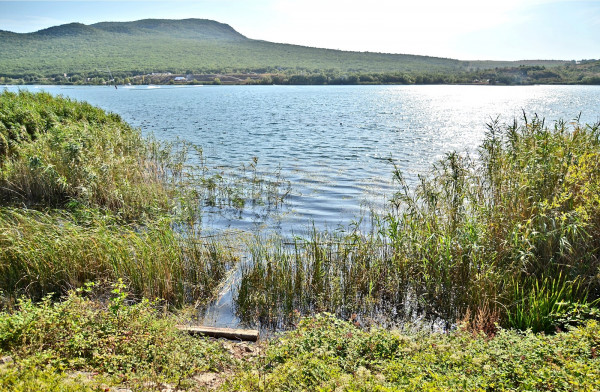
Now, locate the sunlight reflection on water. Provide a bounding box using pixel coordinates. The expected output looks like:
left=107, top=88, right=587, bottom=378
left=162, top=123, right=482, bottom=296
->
left=6, top=84, right=600, bottom=235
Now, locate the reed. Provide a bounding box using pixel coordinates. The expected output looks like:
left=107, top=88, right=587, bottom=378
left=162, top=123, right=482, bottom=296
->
left=0, top=207, right=234, bottom=305
left=0, top=91, right=254, bottom=305
left=235, top=115, right=600, bottom=330
left=235, top=225, right=410, bottom=328
left=0, top=90, right=177, bottom=222
left=384, top=115, right=600, bottom=328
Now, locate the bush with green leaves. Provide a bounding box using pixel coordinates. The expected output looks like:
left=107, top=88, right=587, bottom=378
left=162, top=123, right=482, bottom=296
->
left=225, top=313, right=600, bottom=391
left=0, top=283, right=231, bottom=390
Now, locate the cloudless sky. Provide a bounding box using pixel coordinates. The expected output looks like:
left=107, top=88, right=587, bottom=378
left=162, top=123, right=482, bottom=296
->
left=0, top=0, right=598, bottom=60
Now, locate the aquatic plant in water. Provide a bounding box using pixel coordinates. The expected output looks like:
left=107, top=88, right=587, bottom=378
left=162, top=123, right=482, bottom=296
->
left=235, top=115, right=600, bottom=331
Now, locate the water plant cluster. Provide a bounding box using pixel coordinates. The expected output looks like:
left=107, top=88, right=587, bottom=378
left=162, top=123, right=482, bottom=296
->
left=236, top=115, right=600, bottom=333
left=0, top=90, right=173, bottom=220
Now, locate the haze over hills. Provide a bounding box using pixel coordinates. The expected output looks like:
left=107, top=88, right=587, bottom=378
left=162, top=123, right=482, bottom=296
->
left=0, top=18, right=597, bottom=85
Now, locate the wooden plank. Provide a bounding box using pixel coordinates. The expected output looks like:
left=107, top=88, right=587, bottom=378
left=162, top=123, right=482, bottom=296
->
left=176, top=325, right=259, bottom=342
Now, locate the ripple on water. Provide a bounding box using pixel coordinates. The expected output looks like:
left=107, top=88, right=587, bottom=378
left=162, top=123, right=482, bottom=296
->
left=9, top=84, right=600, bottom=233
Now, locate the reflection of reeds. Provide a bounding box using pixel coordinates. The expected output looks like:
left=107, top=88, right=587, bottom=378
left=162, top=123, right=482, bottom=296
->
left=236, top=116, right=600, bottom=331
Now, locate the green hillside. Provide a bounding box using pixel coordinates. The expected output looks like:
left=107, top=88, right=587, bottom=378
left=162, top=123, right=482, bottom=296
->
left=0, top=18, right=572, bottom=82
left=2, top=18, right=599, bottom=85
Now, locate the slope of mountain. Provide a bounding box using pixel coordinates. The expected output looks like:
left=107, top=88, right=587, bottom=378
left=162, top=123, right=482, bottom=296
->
left=0, top=19, right=550, bottom=76
left=0, top=18, right=576, bottom=82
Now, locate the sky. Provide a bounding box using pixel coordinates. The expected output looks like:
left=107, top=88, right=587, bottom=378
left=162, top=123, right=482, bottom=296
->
left=0, top=0, right=598, bottom=61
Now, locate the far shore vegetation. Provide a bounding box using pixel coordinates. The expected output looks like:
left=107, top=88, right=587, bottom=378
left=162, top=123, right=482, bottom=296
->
left=1, top=90, right=599, bottom=390
left=3, top=63, right=600, bottom=87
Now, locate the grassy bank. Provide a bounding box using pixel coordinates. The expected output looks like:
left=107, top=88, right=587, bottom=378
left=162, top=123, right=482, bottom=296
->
left=0, top=90, right=292, bottom=305
left=0, top=208, right=233, bottom=305
left=0, top=90, right=173, bottom=220
left=0, top=90, right=233, bottom=305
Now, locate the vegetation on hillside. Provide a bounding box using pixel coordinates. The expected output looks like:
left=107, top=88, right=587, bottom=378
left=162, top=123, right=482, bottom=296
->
left=0, top=19, right=464, bottom=79
left=2, top=18, right=599, bottom=85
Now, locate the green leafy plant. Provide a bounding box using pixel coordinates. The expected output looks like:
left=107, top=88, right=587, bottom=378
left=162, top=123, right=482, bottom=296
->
left=507, top=275, right=587, bottom=333
left=0, top=286, right=232, bottom=390
left=224, top=314, right=600, bottom=391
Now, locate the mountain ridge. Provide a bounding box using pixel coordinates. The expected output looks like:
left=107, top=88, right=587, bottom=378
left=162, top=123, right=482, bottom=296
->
left=14, top=19, right=247, bottom=40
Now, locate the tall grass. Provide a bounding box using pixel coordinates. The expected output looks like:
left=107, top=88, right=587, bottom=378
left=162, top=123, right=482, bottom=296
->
left=0, top=90, right=247, bottom=305
left=0, top=90, right=177, bottom=222
left=0, top=90, right=294, bottom=306
left=236, top=227, right=397, bottom=328
left=507, top=274, right=589, bottom=333
left=0, top=208, right=233, bottom=305
left=387, top=115, right=600, bottom=328
left=236, top=115, right=600, bottom=330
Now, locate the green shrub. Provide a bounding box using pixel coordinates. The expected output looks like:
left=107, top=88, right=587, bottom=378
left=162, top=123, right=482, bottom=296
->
left=0, top=360, right=101, bottom=392
left=0, top=283, right=231, bottom=390
left=225, top=314, right=600, bottom=391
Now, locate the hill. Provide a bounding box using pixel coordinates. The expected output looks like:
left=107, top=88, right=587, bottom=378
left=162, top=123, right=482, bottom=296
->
left=0, top=18, right=596, bottom=85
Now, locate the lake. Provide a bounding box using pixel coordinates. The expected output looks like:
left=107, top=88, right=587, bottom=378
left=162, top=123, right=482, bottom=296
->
left=7, top=84, right=600, bottom=235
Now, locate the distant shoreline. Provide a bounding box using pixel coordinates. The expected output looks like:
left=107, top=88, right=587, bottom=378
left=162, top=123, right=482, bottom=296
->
left=2, top=72, right=598, bottom=87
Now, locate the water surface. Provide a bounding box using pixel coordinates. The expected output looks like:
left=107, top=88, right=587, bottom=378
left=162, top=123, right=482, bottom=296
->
left=7, top=84, right=600, bottom=235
